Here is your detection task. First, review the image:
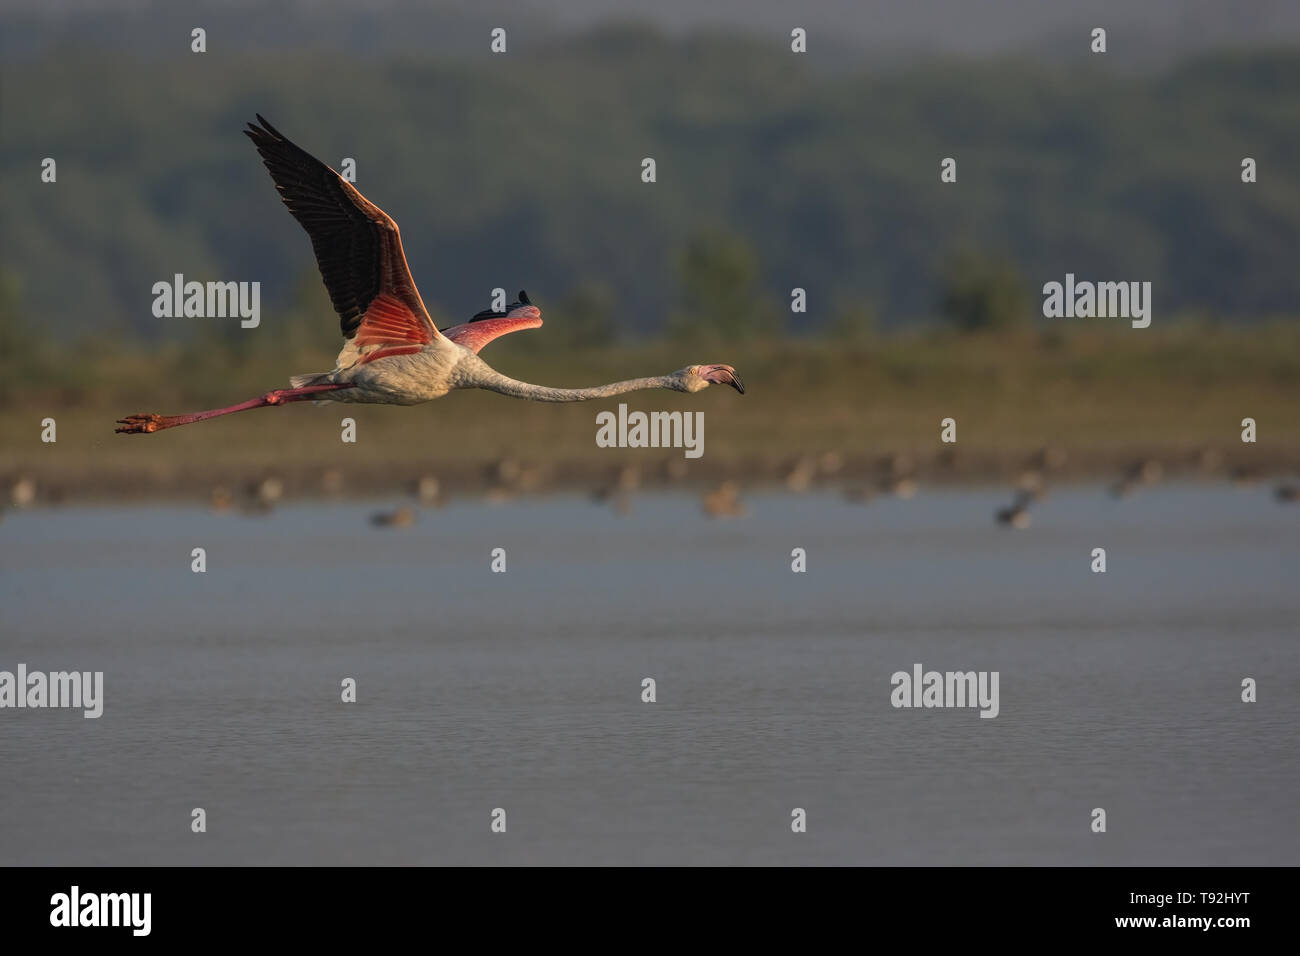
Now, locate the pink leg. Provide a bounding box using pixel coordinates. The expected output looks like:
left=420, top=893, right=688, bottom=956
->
left=115, top=384, right=355, bottom=434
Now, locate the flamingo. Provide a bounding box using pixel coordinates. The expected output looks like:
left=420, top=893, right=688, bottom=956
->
left=116, top=116, right=744, bottom=435
left=995, top=490, right=1033, bottom=529
left=370, top=506, right=417, bottom=528
left=701, top=480, right=746, bottom=518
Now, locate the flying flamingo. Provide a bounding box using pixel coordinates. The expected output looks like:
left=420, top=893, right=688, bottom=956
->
left=116, top=116, right=744, bottom=434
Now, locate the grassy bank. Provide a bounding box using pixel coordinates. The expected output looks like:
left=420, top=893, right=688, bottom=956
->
left=2, top=323, right=1298, bottom=501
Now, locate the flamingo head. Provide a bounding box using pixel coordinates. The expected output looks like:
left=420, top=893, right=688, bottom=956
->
left=678, top=364, right=745, bottom=394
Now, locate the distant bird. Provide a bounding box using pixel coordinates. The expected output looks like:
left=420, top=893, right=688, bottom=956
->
left=1192, top=446, right=1223, bottom=473
left=879, top=452, right=918, bottom=498
left=591, top=478, right=636, bottom=517
left=592, top=464, right=640, bottom=507
left=483, top=486, right=515, bottom=506
left=1275, top=483, right=1299, bottom=503
left=413, top=475, right=443, bottom=506
left=662, top=458, right=690, bottom=483
left=702, top=481, right=746, bottom=518
left=513, top=462, right=548, bottom=493
left=783, top=456, right=816, bottom=492
left=250, top=476, right=284, bottom=506
left=1133, top=459, right=1163, bottom=484
left=1028, top=445, right=1068, bottom=473
left=817, top=451, right=844, bottom=477
left=484, top=456, right=541, bottom=500
left=9, top=476, right=36, bottom=508
left=884, top=475, right=919, bottom=499
left=1110, top=458, right=1162, bottom=498
left=487, top=457, right=522, bottom=487
left=236, top=475, right=283, bottom=515
left=882, top=452, right=914, bottom=476
left=320, top=469, right=345, bottom=496
left=370, top=506, right=416, bottom=528
left=995, top=491, right=1034, bottom=529
left=116, top=116, right=742, bottom=435
left=1230, top=466, right=1261, bottom=488
left=1014, top=469, right=1047, bottom=502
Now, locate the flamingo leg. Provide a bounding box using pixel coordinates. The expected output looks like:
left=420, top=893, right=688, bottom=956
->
left=115, top=383, right=355, bottom=434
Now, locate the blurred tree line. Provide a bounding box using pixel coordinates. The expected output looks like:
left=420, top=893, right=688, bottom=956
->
left=3, top=32, right=1299, bottom=350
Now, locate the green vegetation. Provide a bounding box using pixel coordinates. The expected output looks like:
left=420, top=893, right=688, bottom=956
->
left=2, top=38, right=1300, bottom=344
left=669, top=231, right=781, bottom=343
left=938, top=251, right=1033, bottom=334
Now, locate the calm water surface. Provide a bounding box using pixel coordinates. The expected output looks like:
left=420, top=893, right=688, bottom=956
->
left=1, top=485, right=1296, bottom=865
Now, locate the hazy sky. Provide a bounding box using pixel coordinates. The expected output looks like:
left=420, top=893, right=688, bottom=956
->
left=529, top=0, right=1300, bottom=53
left=4, top=0, right=1298, bottom=58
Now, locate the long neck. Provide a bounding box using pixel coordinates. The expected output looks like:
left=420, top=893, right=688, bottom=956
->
left=471, top=367, right=682, bottom=403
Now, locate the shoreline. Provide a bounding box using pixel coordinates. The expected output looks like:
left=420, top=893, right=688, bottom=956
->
left=5, top=445, right=1294, bottom=506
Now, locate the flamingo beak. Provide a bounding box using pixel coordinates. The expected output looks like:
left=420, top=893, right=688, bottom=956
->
left=702, top=365, right=744, bottom=394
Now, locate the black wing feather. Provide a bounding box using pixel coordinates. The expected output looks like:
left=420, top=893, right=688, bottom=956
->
left=245, top=115, right=404, bottom=340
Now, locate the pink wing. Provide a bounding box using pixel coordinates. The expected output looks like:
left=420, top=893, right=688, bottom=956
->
left=245, top=116, right=443, bottom=350
left=442, top=314, right=543, bottom=354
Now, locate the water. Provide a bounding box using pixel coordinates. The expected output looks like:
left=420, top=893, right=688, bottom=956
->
left=1, top=485, right=1296, bottom=865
